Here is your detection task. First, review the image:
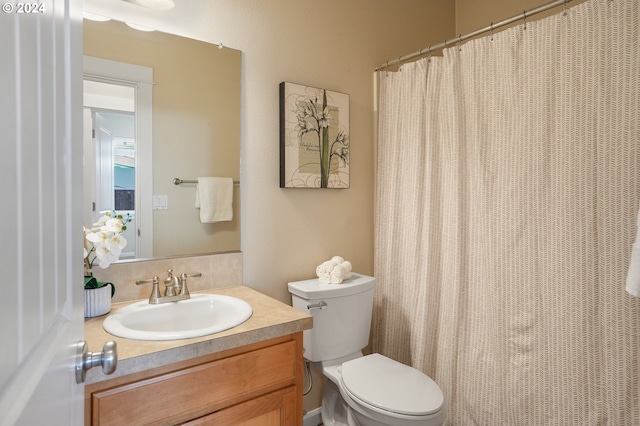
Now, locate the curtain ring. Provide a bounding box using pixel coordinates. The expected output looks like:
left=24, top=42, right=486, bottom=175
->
left=427, top=45, right=432, bottom=62
left=522, top=10, right=527, bottom=30
left=490, top=22, right=494, bottom=41
left=563, top=0, right=568, bottom=16
left=457, top=34, right=462, bottom=52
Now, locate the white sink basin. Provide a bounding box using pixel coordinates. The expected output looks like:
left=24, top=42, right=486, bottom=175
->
left=103, top=294, right=253, bottom=341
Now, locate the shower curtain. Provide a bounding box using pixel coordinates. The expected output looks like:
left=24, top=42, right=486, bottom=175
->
left=373, top=0, right=639, bottom=424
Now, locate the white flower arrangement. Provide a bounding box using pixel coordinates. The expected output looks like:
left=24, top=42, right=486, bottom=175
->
left=84, top=212, right=129, bottom=271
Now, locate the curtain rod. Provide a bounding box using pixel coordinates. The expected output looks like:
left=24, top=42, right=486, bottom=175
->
left=375, top=0, right=573, bottom=71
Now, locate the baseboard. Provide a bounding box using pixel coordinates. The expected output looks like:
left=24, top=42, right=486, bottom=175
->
left=303, top=407, right=322, bottom=426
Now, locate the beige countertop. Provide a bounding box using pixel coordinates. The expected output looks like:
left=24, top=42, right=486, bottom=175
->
left=84, top=285, right=312, bottom=385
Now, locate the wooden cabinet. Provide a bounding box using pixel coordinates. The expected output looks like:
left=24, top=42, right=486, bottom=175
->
left=184, top=386, right=297, bottom=426
left=85, top=334, right=303, bottom=426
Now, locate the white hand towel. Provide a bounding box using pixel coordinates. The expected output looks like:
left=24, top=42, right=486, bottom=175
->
left=331, top=256, right=344, bottom=264
left=626, top=205, right=640, bottom=297
left=195, top=177, right=233, bottom=223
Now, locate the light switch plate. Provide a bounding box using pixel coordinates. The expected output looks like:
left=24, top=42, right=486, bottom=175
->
left=152, top=195, right=168, bottom=210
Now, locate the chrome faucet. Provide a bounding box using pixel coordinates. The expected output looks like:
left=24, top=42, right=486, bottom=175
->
left=164, top=269, right=180, bottom=296
left=135, top=269, right=202, bottom=304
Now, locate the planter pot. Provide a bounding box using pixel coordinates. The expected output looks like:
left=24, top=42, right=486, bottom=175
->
left=84, top=285, right=112, bottom=318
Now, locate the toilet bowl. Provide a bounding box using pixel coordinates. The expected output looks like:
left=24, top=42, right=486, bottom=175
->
left=288, top=273, right=446, bottom=426
left=321, top=353, right=446, bottom=426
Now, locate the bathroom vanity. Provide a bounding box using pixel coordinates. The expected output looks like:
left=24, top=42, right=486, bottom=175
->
left=84, top=286, right=312, bottom=425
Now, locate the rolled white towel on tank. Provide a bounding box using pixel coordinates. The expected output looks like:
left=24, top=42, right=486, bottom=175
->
left=329, top=262, right=354, bottom=284
left=316, top=260, right=337, bottom=276
left=315, top=256, right=353, bottom=284
left=340, top=261, right=353, bottom=280
left=316, top=260, right=338, bottom=283
left=330, top=264, right=347, bottom=284
left=318, top=274, right=331, bottom=284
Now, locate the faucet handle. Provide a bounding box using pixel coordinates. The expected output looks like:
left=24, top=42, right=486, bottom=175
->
left=178, top=272, right=201, bottom=296
left=135, top=276, right=159, bottom=285
left=135, top=276, right=161, bottom=303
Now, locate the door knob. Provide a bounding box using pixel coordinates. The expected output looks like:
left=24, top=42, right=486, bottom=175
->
left=75, top=340, right=118, bottom=384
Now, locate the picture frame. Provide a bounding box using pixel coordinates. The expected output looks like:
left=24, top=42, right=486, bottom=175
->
left=279, top=82, right=350, bottom=188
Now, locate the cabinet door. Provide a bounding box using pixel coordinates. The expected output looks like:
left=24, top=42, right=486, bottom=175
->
left=90, top=340, right=297, bottom=425
left=184, top=386, right=297, bottom=426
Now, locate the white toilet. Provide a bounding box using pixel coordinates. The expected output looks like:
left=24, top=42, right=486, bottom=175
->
left=288, top=273, right=446, bottom=426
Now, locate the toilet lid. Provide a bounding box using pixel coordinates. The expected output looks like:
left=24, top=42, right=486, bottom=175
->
left=340, top=353, right=444, bottom=416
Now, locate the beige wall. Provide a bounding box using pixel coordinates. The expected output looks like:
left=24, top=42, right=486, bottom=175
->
left=82, top=0, right=588, bottom=305
left=220, top=0, right=455, bottom=304
left=83, top=0, right=455, bottom=304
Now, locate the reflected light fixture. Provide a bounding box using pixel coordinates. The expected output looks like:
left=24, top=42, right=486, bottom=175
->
left=125, top=22, right=156, bottom=32
left=83, top=11, right=111, bottom=22
left=123, top=0, right=175, bottom=10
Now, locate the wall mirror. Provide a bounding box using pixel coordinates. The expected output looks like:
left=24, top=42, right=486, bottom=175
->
left=83, top=18, right=241, bottom=261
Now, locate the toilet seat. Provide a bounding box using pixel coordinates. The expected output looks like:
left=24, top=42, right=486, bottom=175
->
left=340, top=353, right=444, bottom=417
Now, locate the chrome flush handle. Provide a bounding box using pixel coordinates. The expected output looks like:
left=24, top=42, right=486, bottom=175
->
left=307, top=301, right=328, bottom=311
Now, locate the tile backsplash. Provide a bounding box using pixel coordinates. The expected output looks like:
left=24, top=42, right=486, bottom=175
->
left=90, top=251, right=243, bottom=304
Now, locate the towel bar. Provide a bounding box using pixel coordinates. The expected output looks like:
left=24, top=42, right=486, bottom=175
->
left=173, top=178, right=240, bottom=185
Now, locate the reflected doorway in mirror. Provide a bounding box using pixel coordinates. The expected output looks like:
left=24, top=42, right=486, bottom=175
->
left=83, top=56, right=154, bottom=259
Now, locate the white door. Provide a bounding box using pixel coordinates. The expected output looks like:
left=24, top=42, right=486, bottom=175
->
left=94, top=112, right=116, bottom=214
left=0, top=0, right=85, bottom=424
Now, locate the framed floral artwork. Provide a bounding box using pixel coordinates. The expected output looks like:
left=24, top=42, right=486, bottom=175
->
left=279, top=82, right=350, bottom=188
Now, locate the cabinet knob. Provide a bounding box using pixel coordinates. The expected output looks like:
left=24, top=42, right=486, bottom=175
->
left=75, top=340, right=118, bottom=383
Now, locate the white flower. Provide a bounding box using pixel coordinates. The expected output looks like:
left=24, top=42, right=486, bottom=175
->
left=95, top=244, right=121, bottom=269
left=318, top=107, right=331, bottom=128
left=295, top=118, right=316, bottom=138
left=86, top=229, right=111, bottom=245
left=84, top=212, right=129, bottom=270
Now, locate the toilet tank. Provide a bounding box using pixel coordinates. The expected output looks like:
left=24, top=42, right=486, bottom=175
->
left=288, top=273, right=375, bottom=362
